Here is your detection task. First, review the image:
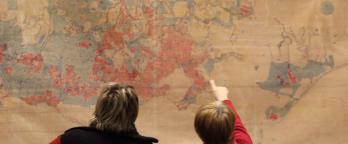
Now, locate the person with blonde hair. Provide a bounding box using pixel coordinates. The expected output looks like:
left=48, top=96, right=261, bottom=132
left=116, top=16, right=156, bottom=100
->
left=50, top=83, right=158, bottom=144
left=194, top=80, right=253, bottom=144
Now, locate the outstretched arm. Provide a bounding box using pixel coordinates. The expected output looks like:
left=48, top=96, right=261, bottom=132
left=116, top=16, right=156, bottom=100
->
left=49, top=136, right=61, bottom=144
left=224, top=100, right=252, bottom=144
left=210, top=80, right=253, bottom=144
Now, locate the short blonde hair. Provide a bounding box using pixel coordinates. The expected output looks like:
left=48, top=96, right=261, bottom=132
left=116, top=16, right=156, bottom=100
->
left=93, top=83, right=139, bottom=133
left=194, top=101, right=235, bottom=144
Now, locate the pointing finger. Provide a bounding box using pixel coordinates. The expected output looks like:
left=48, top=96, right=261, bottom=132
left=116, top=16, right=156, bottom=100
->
left=209, top=80, right=217, bottom=90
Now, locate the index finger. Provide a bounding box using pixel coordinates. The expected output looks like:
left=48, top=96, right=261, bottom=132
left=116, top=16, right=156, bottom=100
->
left=209, top=80, right=217, bottom=90
left=107, top=82, right=118, bottom=86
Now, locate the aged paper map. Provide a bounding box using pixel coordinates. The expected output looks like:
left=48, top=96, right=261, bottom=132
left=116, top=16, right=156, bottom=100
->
left=0, top=0, right=347, bottom=143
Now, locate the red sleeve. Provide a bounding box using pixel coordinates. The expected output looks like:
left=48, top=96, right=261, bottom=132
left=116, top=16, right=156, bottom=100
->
left=49, top=136, right=61, bottom=144
left=223, top=100, right=253, bottom=144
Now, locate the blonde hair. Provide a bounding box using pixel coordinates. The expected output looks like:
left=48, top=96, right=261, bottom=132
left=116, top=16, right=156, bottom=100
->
left=93, top=83, right=139, bottom=133
left=194, top=101, right=235, bottom=144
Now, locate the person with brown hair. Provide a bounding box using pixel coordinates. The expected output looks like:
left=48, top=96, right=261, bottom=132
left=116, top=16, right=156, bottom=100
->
left=194, top=80, right=253, bottom=144
left=49, top=83, right=158, bottom=144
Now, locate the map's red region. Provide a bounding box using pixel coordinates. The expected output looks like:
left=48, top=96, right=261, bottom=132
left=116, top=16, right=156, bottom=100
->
left=79, top=40, right=92, bottom=49
left=288, top=68, right=297, bottom=84
left=5, top=67, right=13, bottom=75
left=91, top=21, right=209, bottom=108
left=62, top=65, right=80, bottom=85
left=16, top=53, right=44, bottom=73
left=49, top=66, right=63, bottom=88
left=0, top=43, right=7, bottom=64
left=268, top=112, right=279, bottom=121
left=21, top=90, right=60, bottom=106
left=240, top=2, right=253, bottom=17
left=6, top=0, right=229, bottom=108
left=49, top=65, right=98, bottom=100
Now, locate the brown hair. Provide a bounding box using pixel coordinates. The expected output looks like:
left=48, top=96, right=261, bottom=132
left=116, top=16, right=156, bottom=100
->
left=194, top=101, right=235, bottom=144
left=92, top=83, right=139, bottom=133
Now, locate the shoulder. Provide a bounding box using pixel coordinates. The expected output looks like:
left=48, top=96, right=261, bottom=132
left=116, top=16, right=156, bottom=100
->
left=64, top=126, right=97, bottom=133
left=61, top=126, right=158, bottom=144
left=63, top=126, right=100, bottom=139
left=126, top=133, right=159, bottom=144
left=60, top=127, right=102, bottom=144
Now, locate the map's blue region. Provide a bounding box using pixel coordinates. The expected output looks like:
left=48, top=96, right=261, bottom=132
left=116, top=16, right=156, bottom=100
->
left=265, top=99, right=296, bottom=118
left=257, top=58, right=334, bottom=97
left=321, top=1, right=335, bottom=15
left=258, top=57, right=335, bottom=119
left=63, top=94, right=98, bottom=107
left=0, top=20, right=23, bottom=77
left=203, top=58, right=216, bottom=73
left=0, top=9, right=103, bottom=106
left=0, top=21, right=53, bottom=98
left=99, top=0, right=113, bottom=10
left=7, top=0, right=17, bottom=10
left=257, top=62, right=301, bottom=97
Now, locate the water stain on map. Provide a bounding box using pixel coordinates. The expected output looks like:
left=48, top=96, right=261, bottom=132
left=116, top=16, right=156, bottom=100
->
left=321, top=1, right=335, bottom=15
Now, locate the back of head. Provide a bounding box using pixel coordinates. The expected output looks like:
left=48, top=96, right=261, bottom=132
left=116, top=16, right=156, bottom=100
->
left=194, top=101, right=235, bottom=144
left=93, top=83, right=139, bottom=133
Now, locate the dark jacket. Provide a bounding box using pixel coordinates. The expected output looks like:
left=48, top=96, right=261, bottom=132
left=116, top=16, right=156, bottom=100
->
left=50, top=126, right=158, bottom=144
